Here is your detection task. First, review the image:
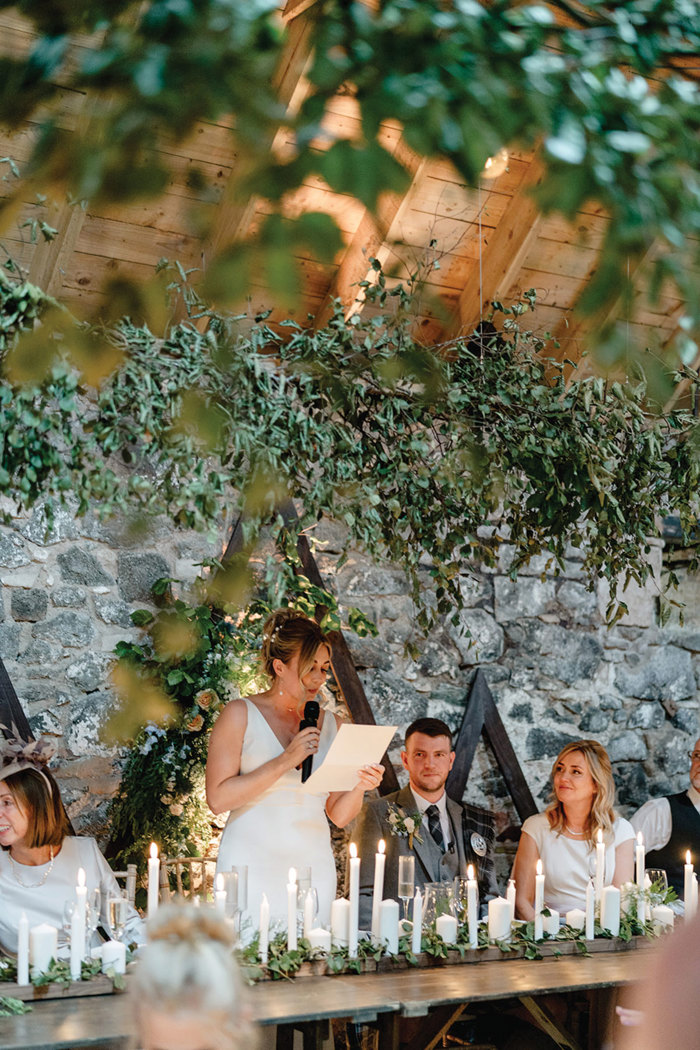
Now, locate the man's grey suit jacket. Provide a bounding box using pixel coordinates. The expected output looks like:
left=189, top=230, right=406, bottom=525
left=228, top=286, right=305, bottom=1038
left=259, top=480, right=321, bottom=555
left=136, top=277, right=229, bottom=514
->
left=351, top=784, right=499, bottom=930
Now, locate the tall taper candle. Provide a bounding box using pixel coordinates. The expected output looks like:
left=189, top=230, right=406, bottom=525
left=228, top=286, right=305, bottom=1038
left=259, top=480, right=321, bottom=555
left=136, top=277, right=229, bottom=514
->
left=467, top=864, right=478, bottom=949
left=17, top=912, right=29, bottom=985
left=534, top=859, right=544, bottom=941
left=635, top=831, right=645, bottom=890
left=411, top=890, right=422, bottom=954
left=370, top=839, right=386, bottom=942
left=214, top=872, right=227, bottom=915
left=506, top=878, right=516, bottom=925
left=148, top=842, right=160, bottom=918
left=70, top=907, right=82, bottom=981
left=585, top=879, right=595, bottom=939
left=685, top=850, right=694, bottom=915
left=75, top=867, right=87, bottom=959
left=287, top=867, right=297, bottom=951
left=259, top=893, right=270, bottom=964
left=348, top=844, right=360, bottom=958
left=595, top=829, right=605, bottom=904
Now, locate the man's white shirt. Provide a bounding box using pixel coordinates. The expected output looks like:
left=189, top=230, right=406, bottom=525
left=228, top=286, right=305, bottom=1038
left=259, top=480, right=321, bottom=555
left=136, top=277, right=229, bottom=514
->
left=630, top=786, right=700, bottom=851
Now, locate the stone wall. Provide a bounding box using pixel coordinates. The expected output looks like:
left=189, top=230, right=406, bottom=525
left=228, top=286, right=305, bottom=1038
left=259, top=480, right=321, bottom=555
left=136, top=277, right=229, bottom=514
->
left=1, top=503, right=698, bottom=884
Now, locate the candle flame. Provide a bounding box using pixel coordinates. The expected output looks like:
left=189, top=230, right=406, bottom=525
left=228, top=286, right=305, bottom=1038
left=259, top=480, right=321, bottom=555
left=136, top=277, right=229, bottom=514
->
left=349, top=843, right=358, bottom=859
left=597, top=829, right=603, bottom=844
left=288, top=867, right=297, bottom=884
left=687, top=850, right=692, bottom=866
left=637, top=830, right=643, bottom=846
left=536, top=859, right=543, bottom=876
left=150, top=842, right=158, bottom=860
left=77, top=867, right=86, bottom=888
left=467, top=863, right=475, bottom=880
left=378, top=839, right=385, bottom=855
left=215, top=873, right=224, bottom=892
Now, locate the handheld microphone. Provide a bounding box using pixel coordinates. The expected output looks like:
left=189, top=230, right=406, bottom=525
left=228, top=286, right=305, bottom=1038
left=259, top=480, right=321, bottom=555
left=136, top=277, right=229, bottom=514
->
left=300, top=699, right=320, bottom=783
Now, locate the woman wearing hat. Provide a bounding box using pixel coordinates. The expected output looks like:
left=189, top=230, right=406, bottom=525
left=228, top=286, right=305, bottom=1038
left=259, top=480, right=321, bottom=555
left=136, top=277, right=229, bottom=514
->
left=0, top=732, right=144, bottom=954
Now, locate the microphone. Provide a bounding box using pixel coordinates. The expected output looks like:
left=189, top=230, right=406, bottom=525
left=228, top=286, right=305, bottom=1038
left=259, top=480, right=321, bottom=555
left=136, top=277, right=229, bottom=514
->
left=299, top=700, right=320, bottom=783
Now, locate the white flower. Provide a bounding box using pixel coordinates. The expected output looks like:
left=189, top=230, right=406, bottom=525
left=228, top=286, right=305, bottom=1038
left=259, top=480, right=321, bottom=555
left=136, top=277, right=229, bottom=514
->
left=404, top=817, right=415, bottom=833
left=388, top=812, right=399, bottom=825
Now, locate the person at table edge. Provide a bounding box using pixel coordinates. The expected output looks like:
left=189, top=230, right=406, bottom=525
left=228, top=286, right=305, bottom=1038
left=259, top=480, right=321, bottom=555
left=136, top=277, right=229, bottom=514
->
left=351, top=717, right=499, bottom=929
left=630, top=735, right=700, bottom=897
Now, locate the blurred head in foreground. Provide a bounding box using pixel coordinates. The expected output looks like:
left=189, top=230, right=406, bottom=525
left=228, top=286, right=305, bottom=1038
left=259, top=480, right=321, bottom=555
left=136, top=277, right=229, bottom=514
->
left=134, top=903, right=255, bottom=1050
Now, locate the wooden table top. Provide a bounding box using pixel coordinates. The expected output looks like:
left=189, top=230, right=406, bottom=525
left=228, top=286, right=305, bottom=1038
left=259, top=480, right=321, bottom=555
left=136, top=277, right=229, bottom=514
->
left=0, top=948, right=656, bottom=1050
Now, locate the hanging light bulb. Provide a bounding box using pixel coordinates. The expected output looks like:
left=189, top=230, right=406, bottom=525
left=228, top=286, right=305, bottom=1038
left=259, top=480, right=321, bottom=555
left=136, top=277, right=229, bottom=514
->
left=481, top=148, right=509, bottom=180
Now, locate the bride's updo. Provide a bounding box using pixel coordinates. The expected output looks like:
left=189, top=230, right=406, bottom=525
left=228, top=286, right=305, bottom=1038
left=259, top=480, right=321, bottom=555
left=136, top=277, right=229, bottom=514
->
left=134, top=903, right=255, bottom=1050
left=260, top=608, right=331, bottom=681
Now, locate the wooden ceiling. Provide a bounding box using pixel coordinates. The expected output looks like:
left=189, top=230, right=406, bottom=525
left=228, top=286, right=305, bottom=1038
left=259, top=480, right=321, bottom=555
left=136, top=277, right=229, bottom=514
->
left=0, top=3, right=688, bottom=368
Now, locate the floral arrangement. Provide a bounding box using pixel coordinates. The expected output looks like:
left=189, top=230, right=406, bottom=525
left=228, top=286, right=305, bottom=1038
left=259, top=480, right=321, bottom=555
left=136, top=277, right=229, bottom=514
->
left=386, top=803, right=423, bottom=849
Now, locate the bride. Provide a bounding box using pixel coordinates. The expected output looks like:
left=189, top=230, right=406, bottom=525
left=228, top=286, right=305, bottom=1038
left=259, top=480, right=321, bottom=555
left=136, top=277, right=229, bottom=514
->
left=206, top=608, right=383, bottom=929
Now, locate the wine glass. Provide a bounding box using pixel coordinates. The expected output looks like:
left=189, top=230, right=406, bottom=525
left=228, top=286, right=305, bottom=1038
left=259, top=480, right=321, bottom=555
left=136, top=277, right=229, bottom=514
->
left=296, top=866, right=312, bottom=934
left=87, top=888, right=101, bottom=951
left=108, top=891, right=129, bottom=943
left=302, top=887, right=319, bottom=938
left=645, top=868, right=668, bottom=905
left=422, top=882, right=455, bottom=927
left=398, top=856, right=415, bottom=922
left=62, top=900, right=76, bottom=951
left=228, top=866, right=248, bottom=935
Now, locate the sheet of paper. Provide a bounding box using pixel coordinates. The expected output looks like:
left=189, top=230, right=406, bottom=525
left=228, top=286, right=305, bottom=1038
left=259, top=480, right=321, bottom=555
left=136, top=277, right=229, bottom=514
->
left=302, top=723, right=397, bottom=794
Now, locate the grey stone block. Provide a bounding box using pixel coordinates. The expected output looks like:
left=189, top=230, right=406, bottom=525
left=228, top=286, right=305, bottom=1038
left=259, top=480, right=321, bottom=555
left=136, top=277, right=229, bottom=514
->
left=449, top=608, right=504, bottom=664
left=20, top=639, right=63, bottom=669
left=608, top=730, right=648, bottom=762
left=33, top=611, right=95, bottom=648
left=557, top=581, right=598, bottom=625
left=117, top=553, right=170, bottom=602
left=0, top=532, right=30, bottom=568
left=579, top=709, right=609, bottom=733
left=509, top=702, right=533, bottom=722
left=66, top=652, right=112, bottom=692
left=613, top=763, right=650, bottom=809
left=18, top=503, right=79, bottom=545
left=361, top=670, right=427, bottom=729
left=345, top=634, right=394, bottom=672
left=64, top=692, right=111, bottom=756
left=671, top=709, right=698, bottom=736
left=627, top=703, right=665, bottom=731
left=614, top=646, right=696, bottom=702
left=10, top=587, right=48, bottom=622
left=93, top=594, right=132, bottom=628
left=52, top=585, right=87, bottom=608
left=599, top=694, right=622, bottom=711
left=494, top=576, right=557, bottom=622
left=0, top=623, right=20, bottom=660
left=526, top=728, right=580, bottom=761
left=57, top=546, right=114, bottom=587
left=336, top=564, right=410, bottom=599
left=28, top=709, right=62, bottom=736
left=516, top=621, right=603, bottom=685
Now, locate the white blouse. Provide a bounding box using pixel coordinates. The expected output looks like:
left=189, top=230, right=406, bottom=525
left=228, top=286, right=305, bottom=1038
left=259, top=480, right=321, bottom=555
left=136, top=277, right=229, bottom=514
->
left=521, top=812, right=635, bottom=914
left=0, top=837, right=144, bottom=955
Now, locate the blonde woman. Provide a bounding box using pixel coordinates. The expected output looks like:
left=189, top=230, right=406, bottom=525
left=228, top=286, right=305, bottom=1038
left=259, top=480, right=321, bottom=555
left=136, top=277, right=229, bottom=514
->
left=206, top=609, right=383, bottom=930
left=135, top=903, right=255, bottom=1050
left=512, top=740, right=634, bottom=918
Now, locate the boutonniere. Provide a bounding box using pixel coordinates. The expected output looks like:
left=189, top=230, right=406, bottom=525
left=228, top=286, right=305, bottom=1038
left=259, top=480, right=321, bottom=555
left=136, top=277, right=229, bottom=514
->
left=387, top=803, right=423, bottom=850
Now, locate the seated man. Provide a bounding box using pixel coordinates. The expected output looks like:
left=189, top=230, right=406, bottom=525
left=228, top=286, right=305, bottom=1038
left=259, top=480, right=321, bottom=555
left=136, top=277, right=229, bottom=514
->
left=352, top=717, right=499, bottom=929
left=631, top=736, right=700, bottom=897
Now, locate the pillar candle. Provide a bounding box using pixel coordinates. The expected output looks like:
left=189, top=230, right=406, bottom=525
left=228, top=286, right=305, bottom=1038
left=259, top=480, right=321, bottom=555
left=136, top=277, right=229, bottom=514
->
left=330, top=898, right=350, bottom=948
left=379, top=899, right=399, bottom=954
left=348, top=844, right=360, bottom=958
left=565, top=908, right=585, bottom=931
left=29, top=923, right=58, bottom=976
left=75, top=867, right=87, bottom=959
left=307, top=927, right=332, bottom=952
left=600, top=885, right=621, bottom=937
left=370, top=840, right=386, bottom=942
left=287, top=867, right=297, bottom=951
left=148, top=842, right=160, bottom=918
left=259, top=893, right=270, bottom=964
left=101, top=940, right=126, bottom=976
left=17, top=912, right=29, bottom=986
left=542, top=909, right=559, bottom=937
left=214, top=872, right=227, bottom=915
left=70, top=907, right=82, bottom=981
left=595, top=829, right=605, bottom=904
left=488, top=897, right=511, bottom=941
left=651, top=904, right=674, bottom=933
left=685, top=851, right=694, bottom=914
left=635, top=831, right=645, bottom=890
left=506, top=878, right=516, bottom=924
left=467, top=864, right=479, bottom=949
left=303, top=889, right=314, bottom=939
left=534, top=859, right=544, bottom=941
left=585, top=879, right=595, bottom=939
left=436, top=912, right=458, bottom=945
left=411, top=890, right=422, bottom=954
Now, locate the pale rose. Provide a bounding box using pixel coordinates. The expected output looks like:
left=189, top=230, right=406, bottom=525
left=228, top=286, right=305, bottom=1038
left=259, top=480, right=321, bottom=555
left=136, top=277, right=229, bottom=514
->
left=195, top=689, right=218, bottom=711
left=186, top=714, right=204, bottom=733
left=404, top=817, right=415, bottom=833
left=160, top=794, right=172, bottom=805
left=169, top=802, right=184, bottom=816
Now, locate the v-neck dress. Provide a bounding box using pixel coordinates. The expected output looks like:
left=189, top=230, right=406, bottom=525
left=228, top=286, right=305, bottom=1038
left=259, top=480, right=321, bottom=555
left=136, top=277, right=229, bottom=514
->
left=215, top=699, right=338, bottom=933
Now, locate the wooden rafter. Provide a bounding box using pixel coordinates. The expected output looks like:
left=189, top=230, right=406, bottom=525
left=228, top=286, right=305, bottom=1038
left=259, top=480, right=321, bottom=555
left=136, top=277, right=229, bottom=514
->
left=449, top=157, right=546, bottom=338
left=27, top=201, right=86, bottom=298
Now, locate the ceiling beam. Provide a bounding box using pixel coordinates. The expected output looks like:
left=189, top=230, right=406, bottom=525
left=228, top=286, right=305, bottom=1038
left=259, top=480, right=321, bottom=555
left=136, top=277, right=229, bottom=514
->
left=27, top=201, right=86, bottom=298
left=449, top=157, right=546, bottom=339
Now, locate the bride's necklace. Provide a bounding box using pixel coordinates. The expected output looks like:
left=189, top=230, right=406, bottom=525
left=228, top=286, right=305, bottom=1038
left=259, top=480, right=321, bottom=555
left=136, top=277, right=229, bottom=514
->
left=565, top=824, right=587, bottom=837
left=9, top=847, right=55, bottom=887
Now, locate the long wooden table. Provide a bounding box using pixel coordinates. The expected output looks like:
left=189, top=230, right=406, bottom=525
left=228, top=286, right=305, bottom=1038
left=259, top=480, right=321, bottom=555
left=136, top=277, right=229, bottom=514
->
left=0, top=949, right=654, bottom=1050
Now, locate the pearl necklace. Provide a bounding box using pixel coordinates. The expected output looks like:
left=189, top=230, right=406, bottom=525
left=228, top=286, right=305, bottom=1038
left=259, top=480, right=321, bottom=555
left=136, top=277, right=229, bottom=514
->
left=565, top=825, right=586, bottom=837
left=9, top=847, right=55, bottom=887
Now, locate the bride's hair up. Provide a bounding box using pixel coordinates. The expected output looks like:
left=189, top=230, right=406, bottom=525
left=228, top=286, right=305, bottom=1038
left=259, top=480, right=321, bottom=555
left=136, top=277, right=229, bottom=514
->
left=260, top=608, right=330, bottom=682
left=134, top=903, right=255, bottom=1050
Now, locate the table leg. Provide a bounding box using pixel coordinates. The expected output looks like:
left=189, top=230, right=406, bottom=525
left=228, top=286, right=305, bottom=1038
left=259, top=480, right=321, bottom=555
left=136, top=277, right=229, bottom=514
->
left=518, top=996, right=585, bottom=1050
left=587, top=987, right=617, bottom=1050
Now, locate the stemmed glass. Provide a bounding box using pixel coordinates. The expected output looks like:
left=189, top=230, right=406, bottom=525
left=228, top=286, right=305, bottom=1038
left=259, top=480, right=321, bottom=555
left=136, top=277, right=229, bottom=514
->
left=108, top=890, right=129, bottom=943
left=62, top=900, right=76, bottom=952
left=645, top=868, right=668, bottom=905
left=296, top=866, right=312, bottom=935
left=226, top=866, right=248, bottom=937
left=398, top=856, right=415, bottom=922
left=87, top=888, right=101, bottom=952
left=302, top=888, right=319, bottom=938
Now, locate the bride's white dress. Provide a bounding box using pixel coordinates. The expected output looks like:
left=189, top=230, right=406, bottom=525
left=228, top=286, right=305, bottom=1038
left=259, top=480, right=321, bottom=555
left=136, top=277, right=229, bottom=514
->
left=216, top=699, right=339, bottom=933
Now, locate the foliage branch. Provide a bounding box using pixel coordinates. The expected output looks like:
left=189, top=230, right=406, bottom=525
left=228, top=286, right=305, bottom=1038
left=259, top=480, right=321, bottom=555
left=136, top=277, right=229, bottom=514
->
left=0, top=1, right=699, bottom=360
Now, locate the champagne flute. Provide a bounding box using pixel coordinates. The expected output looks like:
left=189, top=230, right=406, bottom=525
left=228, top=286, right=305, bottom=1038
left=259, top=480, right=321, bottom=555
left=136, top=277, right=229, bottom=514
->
left=87, top=888, right=101, bottom=953
left=109, top=892, right=129, bottom=943
left=398, top=856, right=415, bottom=922
left=62, top=900, right=76, bottom=951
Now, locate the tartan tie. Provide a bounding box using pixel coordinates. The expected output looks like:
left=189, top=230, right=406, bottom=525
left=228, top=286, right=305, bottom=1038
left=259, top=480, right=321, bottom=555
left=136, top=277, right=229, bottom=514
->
left=426, top=804, right=445, bottom=852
